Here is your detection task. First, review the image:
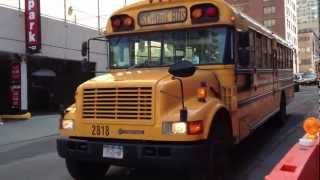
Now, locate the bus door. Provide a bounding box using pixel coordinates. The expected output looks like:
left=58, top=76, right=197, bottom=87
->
left=236, top=30, right=256, bottom=139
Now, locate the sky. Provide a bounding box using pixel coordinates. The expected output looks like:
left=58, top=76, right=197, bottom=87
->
left=0, top=0, right=140, bottom=30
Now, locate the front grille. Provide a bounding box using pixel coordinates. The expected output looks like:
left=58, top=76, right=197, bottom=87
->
left=82, top=87, right=153, bottom=120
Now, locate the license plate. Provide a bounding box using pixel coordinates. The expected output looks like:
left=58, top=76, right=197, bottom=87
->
left=102, top=145, right=123, bottom=159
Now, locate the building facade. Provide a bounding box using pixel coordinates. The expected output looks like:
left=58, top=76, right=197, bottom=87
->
left=226, top=0, right=299, bottom=72
left=297, top=0, right=320, bottom=36
left=298, top=31, right=319, bottom=73
left=0, top=5, right=107, bottom=117
left=297, top=0, right=320, bottom=73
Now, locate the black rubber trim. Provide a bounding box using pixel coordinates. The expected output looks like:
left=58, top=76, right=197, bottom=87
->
left=57, top=137, right=208, bottom=169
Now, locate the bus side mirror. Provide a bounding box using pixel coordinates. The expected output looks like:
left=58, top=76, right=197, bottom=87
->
left=81, top=41, right=88, bottom=57
left=169, top=61, right=196, bottom=78
left=238, top=48, right=250, bottom=67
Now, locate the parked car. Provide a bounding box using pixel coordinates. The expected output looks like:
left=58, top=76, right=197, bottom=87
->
left=299, top=72, right=317, bottom=85
left=293, top=73, right=302, bottom=92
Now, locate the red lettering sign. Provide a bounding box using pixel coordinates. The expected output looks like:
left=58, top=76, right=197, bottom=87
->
left=10, top=86, right=21, bottom=109
left=11, top=63, right=21, bottom=81
left=25, top=0, right=41, bottom=54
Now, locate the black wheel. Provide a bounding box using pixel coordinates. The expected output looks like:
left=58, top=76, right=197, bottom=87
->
left=66, top=159, right=110, bottom=180
left=275, top=93, right=287, bottom=125
left=294, top=84, right=299, bottom=92
left=190, top=110, right=233, bottom=180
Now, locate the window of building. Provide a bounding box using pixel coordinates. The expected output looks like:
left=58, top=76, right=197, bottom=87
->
left=300, top=59, right=310, bottom=65
left=264, top=6, right=276, bottom=14
left=263, top=19, right=276, bottom=27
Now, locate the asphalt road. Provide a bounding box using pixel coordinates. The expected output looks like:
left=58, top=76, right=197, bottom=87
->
left=0, top=86, right=318, bottom=180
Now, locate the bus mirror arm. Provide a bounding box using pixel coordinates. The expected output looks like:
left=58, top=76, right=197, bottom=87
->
left=172, top=77, right=188, bottom=122
left=168, top=61, right=196, bottom=122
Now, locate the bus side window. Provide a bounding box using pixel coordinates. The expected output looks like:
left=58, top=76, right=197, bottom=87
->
left=277, top=45, right=281, bottom=69
left=267, top=38, right=272, bottom=69
left=285, top=48, right=288, bottom=69
left=290, top=50, right=293, bottom=68
left=255, top=33, right=262, bottom=68
left=249, top=31, right=255, bottom=67
left=237, top=30, right=251, bottom=68
left=280, top=47, right=283, bottom=69
left=262, top=36, right=269, bottom=69
left=282, top=46, right=285, bottom=69
left=261, top=36, right=267, bottom=69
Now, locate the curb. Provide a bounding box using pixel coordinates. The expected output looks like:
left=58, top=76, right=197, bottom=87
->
left=0, top=112, right=32, bottom=121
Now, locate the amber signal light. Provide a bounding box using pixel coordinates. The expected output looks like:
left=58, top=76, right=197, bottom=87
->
left=191, top=8, right=203, bottom=19
left=191, top=4, right=219, bottom=24
left=123, top=17, right=133, bottom=26
left=197, top=81, right=208, bottom=102
left=111, top=15, right=134, bottom=32
left=187, top=120, right=204, bottom=135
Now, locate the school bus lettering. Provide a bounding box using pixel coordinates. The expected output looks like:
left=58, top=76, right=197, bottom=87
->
left=118, top=129, right=144, bottom=135
left=138, top=7, right=187, bottom=26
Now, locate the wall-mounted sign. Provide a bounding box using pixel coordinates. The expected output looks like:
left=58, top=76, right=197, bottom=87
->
left=138, top=7, right=187, bottom=26
left=11, top=63, right=21, bottom=81
left=10, top=63, right=21, bottom=110
left=25, top=0, right=41, bottom=54
left=10, top=85, right=21, bottom=109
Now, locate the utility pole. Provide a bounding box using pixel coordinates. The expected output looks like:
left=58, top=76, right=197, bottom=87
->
left=98, top=0, right=101, bottom=33
left=64, top=0, right=67, bottom=23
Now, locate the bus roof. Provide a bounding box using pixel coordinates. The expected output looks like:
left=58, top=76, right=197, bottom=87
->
left=105, top=0, right=235, bottom=35
left=105, top=0, right=291, bottom=49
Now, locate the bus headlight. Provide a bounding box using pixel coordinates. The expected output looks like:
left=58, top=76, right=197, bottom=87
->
left=62, top=119, right=74, bottom=130
left=162, top=121, right=203, bottom=135
left=163, top=122, right=186, bottom=135
left=172, top=122, right=187, bottom=134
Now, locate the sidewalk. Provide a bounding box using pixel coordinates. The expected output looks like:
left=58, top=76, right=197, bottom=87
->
left=0, top=114, right=60, bottom=146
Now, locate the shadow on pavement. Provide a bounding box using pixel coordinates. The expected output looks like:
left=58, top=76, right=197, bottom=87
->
left=97, top=113, right=306, bottom=180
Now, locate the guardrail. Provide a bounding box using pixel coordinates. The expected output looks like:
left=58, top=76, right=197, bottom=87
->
left=265, top=117, right=320, bottom=180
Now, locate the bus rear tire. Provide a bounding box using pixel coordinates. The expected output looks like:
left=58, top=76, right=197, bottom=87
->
left=190, top=109, right=233, bottom=180
left=275, top=93, right=287, bottom=126
left=65, top=159, right=110, bottom=180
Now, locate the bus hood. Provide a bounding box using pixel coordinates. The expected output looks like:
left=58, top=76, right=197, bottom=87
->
left=77, top=68, right=172, bottom=126
left=88, top=69, right=170, bottom=83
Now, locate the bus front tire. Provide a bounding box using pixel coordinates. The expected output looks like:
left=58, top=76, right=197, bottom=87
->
left=190, top=109, right=233, bottom=180
left=65, top=159, right=110, bottom=180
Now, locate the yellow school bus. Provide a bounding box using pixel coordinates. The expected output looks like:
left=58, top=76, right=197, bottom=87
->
left=57, top=0, right=294, bottom=179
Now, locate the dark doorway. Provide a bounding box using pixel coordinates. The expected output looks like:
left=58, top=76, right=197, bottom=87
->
left=0, top=58, right=10, bottom=114
left=28, top=57, right=95, bottom=114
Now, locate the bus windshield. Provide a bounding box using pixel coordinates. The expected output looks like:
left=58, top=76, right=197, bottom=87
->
left=109, top=27, right=231, bottom=69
